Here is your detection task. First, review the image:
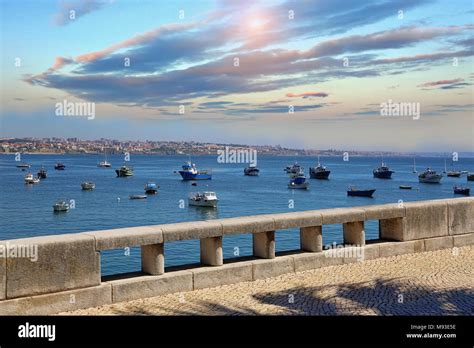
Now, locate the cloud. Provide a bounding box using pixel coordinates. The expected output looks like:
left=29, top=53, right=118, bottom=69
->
left=54, top=0, right=110, bottom=26
left=417, top=78, right=464, bottom=88
left=286, top=92, right=329, bottom=98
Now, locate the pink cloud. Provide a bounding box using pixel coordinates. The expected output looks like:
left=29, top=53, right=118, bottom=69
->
left=286, top=92, right=329, bottom=98
left=417, top=78, right=464, bottom=88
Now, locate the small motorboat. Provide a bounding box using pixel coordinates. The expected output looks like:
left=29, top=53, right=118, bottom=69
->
left=53, top=201, right=70, bottom=212
left=116, top=165, right=134, bottom=177
left=288, top=173, right=309, bottom=189
left=468, top=173, right=474, bottom=182
left=399, top=185, right=412, bottom=190
left=144, top=181, right=159, bottom=194
left=16, top=163, right=30, bottom=168
left=191, top=182, right=197, bottom=186
left=418, top=168, right=442, bottom=183
left=188, top=192, right=219, bottom=207
left=55, top=162, right=66, bottom=170
left=373, top=161, right=394, bottom=179
left=453, top=186, right=470, bottom=196
left=37, top=167, right=47, bottom=179
left=244, top=165, right=260, bottom=176
left=447, top=171, right=461, bottom=178
left=178, top=161, right=212, bottom=180
left=347, top=186, right=375, bottom=197
left=24, top=173, right=40, bottom=184
left=81, top=182, right=96, bottom=190
left=130, top=194, right=147, bottom=200
left=309, top=156, right=330, bottom=179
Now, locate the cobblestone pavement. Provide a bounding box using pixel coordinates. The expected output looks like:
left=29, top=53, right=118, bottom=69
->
left=64, top=246, right=474, bottom=315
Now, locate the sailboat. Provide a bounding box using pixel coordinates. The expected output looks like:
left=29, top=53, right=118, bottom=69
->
left=412, top=158, right=417, bottom=173
left=446, top=159, right=461, bottom=177
left=98, top=149, right=111, bottom=168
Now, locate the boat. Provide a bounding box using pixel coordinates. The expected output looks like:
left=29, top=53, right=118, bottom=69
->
left=468, top=173, right=474, bottom=181
left=288, top=173, right=310, bottom=189
left=453, top=186, right=470, bottom=196
left=24, top=173, right=40, bottom=184
left=188, top=192, right=219, bottom=207
left=373, top=161, right=394, bottom=179
left=399, top=185, right=412, bottom=190
left=285, top=162, right=302, bottom=176
left=412, top=158, right=417, bottom=173
left=347, top=186, right=375, bottom=197
left=37, top=167, right=47, bottom=179
left=115, top=165, right=134, bottom=177
left=81, top=182, right=95, bottom=190
left=16, top=163, right=30, bottom=168
left=309, top=157, right=330, bottom=179
left=144, top=181, right=159, bottom=194
left=98, top=150, right=111, bottom=167
left=447, top=171, right=461, bottom=177
left=53, top=201, right=69, bottom=212
left=130, top=194, right=147, bottom=200
left=244, top=165, right=260, bottom=176
left=98, top=160, right=111, bottom=168
left=460, top=170, right=468, bottom=174
left=178, top=161, right=212, bottom=180
left=418, top=168, right=442, bottom=183
left=54, top=162, right=65, bottom=170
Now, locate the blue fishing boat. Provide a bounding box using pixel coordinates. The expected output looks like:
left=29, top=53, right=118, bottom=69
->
left=288, top=173, right=309, bottom=189
left=178, top=161, right=212, bottom=180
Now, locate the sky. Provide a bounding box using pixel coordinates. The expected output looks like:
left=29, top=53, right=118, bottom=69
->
left=0, top=0, right=473, bottom=151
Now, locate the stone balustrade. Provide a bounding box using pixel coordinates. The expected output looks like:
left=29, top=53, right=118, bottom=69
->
left=0, top=197, right=472, bottom=315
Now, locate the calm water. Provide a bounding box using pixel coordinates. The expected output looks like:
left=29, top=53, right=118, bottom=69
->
left=1, top=154, right=472, bottom=276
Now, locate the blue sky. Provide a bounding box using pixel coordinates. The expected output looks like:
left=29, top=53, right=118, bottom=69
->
left=0, top=0, right=473, bottom=151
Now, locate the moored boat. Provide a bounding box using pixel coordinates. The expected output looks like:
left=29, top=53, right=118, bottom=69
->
left=81, top=182, right=95, bottom=190
left=130, top=194, right=147, bottom=200
left=178, top=161, right=211, bottom=180
left=54, top=162, right=66, bottom=170
left=115, top=165, right=134, bottom=177
left=24, top=173, right=40, bottom=184
left=347, top=186, right=375, bottom=197
left=98, top=160, right=111, bottom=168
left=288, top=173, right=309, bottom=189
left=144, top=181, right=159, bottom=194
left=309, top=157, right=330, bottom=179
left=244, top=166, right=260, bottom=176
left=399, top=185, right=412, bottom=190
left=16, top=163, right=30, bottom=168
left=285, top=162, right=302, bottom=177
left=53, top=201, right=69, bottom=212
left=188, top=192, right=219, bottom=207
left=467, top=173, right=474, bottom=181
left=418, top=168, right=442, bottom=183
left=373, top=161, right=394, bottom=179
left=37, top=167, right=47, bottom=179
left=453, top=186, right=470, bottom=196
left=447, top=171, right=461, bottom=177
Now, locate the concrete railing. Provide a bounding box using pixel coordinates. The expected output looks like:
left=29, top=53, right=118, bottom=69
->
left=0, top=197, right=472, bottom=314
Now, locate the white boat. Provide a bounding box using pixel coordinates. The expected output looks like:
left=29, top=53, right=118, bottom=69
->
left=418, top=168, right=443, bottom=183
left=98, top=150, right=111, bottom=167
left=188, top=192, right=219, bottom=207
left=81, top=182, right=96, bottom=190
left=53, top=201, right=70, bottom=212
left=24, top=173, right=40, bottom=184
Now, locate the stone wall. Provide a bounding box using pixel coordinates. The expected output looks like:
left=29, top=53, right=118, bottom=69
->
left=0, top=197, right=472, bottom=315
